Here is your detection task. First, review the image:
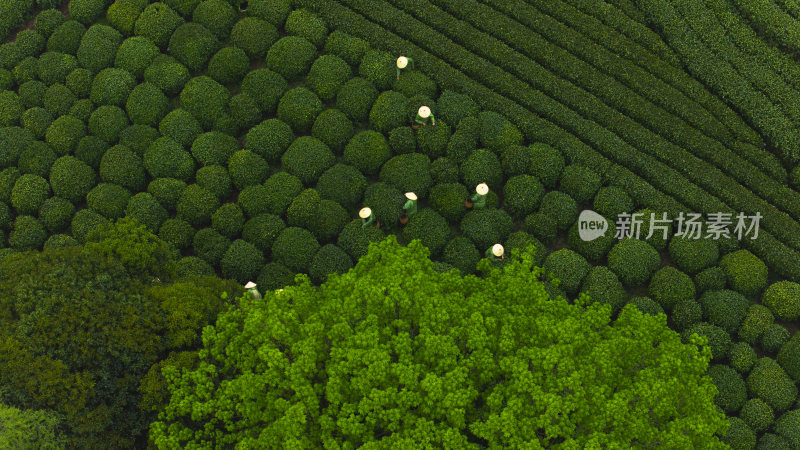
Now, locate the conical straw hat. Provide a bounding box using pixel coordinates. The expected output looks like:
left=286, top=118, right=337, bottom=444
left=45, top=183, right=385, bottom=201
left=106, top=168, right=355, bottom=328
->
left=359, top=207, right=372, bottom=218
left=397, top=56, right=408, bottom=68
left=418, top=105, right=431, bottom=118
left=245, top=281, right=256, bottom=289
left=476, top=183, right=489, bottom=195
left=405, top=192, right=417, bottom=201
left=492, top=244, right=504, bottom=257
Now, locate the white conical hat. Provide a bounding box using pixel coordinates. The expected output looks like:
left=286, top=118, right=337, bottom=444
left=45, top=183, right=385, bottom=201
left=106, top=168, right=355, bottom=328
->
left=245, top=281, right=256, bottom=289
left=397, top=56, right=408, bottom=68
left=359, top=207, right=372, bottom=218
left=476, top=183, right=489, bottom=195
left=405, top=192, right=417, bottom=201
left=418, top=105, right=431, bottom=118
left=492, top=244, right=504, bottom=257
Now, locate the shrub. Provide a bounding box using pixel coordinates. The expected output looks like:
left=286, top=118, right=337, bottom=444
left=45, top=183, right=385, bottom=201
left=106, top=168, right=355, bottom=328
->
left=244, top=119, right=292, bottom=163
left=162, top=0, right=198, bottom=17
left=478, top=111, right=523, bottom=153
left=48, top=155, right=95, bottom=203
left=272, top=227, right=319, bottom=273
left=18, top=141, right=57, bottom=177
left=310, top=200, right=349, bottom=244
left=460, top=208, right=514, bottom=252
left=538, top=190, right=579, bottom=232
left=286, top=188, right=319, bottom=229
left=62, top=68, right=94, bottom=98
left=362, top=182, right=404, bottom=227
left=11, top=174, right=50, bottom=215
left=69, top=0, right=107, bottom=25
left=608, top=238, right=661, bottom=287
left=358, top=50, right=394, bottom=91
left=228, top=94, right=260, bottom=130
left=124, top=192, right=168, bottom=233
left=580, top=266, right=626, bottom=313
left=15, top=30, right=46, bottom=58
left=276, top=87, right=323, bottom=134
left=144, top=55, right=190, bottom=95
left=309, top=244, right=352, bottom=284
left=778, top=334, right=800, bottom=382
left=86, top=182, right=131, bottom=219
left=524, top=211, right=558, bottom=245
left=668, top=236, right=720, bottom=275
left=225, top=150, right=267, bottom=191
left=369, top=90, right=408, bottom=134
left=207, top=47, right=249, bottom=86
left=671, top=298, right=702, bottom=332
left=311, top=109, right=353, bottom=155
left=566, top=219, right=617, bottom=262
left=696, top=289, right=749, bottom=336
left=147, top=178, right=186, bottom=212
left=256, top=261, right=294, bottom=291
left=169, top=23, right=219, bottom=73
left=315, top=164, right=367, bottom=211
left=134, top=2, right=184, bottom=49
left=774, top=410, right=800, bottom=449
left=593, top=186, right=634, bottom=220
left=0, top=127, right=34, bottom=167
left=460, top=148, right=503, bottom=194
left=46, top=22, right=85, bottom=55
left=106, top=0, right=145, bottom=36
left=192, top=227, right=230, bottom=267
left=430, top=157, right=459, bottom=185
left=504, top=232, right=547, bottom=266
left=279, top=136, right=334, bottom=186
left=38, top=196, right=74, bottom=233
left=646, top=266, right=695, bottom=312
left=20, top=107, right=52, bottom=139
left=747, top=357, right=798, bottom=412
left=628, top=297, right=664, bottom=317
left=44, top=233, right=79, bottom=250
left=158, top=109, right=201, bottom=147
left=343, top=130, right=391, bottom=177
left=763, top=324, right=792, bottom=354
left=126, top=82, right=168, bottom=126
left=195, top=165, right=232, bottom=201
left=35, top=9, right=65, bottom=38
left=402, top=208, right=450, bottom=257
left=115, top=37, right=159, bottom=79
left=241, top=171, right=302, bottom=217
left=174, top=256, right=214, bottom=278
left=144, top=136, right=195, bottom=181
left=229, top=17, right=277, bottom=59
left=379, top=153, right=432, bottom=199
left=695, top=266, right=727, bottom=294
left=739, top=304, right=775, bottom=344
left=388, top=126, right=416, bottom=155
left=17, top=80, right=46, bottom=108
left=632, top=209, right=673, bottom=251
left=15, top=58, right=40, bottom=88
left=210, top=202, right=245, bottom=239
left=323, top=30, right=368, bottom=67
left=74, top=135, right=107, bottom=169
left=179, top=76, right=228, bottom=129
left=90, top=68, right=136, bottom=107
left=88, top=105, right=129, bottom=144
left=427, top=182, right=468, bottom=224
left=721, top=417, right=756, bottom=450
left=285, top=9, right=327, bottom=49
left=336, top=77, right=378, bottom=123
left=9, top=215, right=47, bottom=250
left=70, top=207, right=110, bottom=242
left=76, top=25, right=122, bottom=73
left=394, top=71, right=438, bottom=100
left=247, top=0, right=290, bottom=25
left=44, top=115, right=84, bottom=156
left=0, top=69, right=11, bottom=90
left=543, top=248, right=590, bottom=297
left=305, top=55, right=350, bottom=103
left=682, top=322, right=731, bottom=362
left=758, top=433, right=791, bottom=449
left=718, top=250, right=768, bottom=298
left=192, top=0, right=237, bottom=39
left=221, top=239, right=264, bottom=284
left=265, top=36, right=316, bottom=82
left=503, top=175, right=545, bottom=219
left=559, top=165, right=601, bottom=205
left=729, top=341, right=758, bottom=374
left=740, top=398, right=774, bottom=435
left=500, top=145, right=533, bottom=178
left=188, top=132, right=236, bottom=169
left=337, top=219, right=384, bottom=261
left=529, top=143, right=565, bottom=188
left=441, top=236, right=480, bottom=275
left=415, top=119, right=450, bottom=160
left=0, top=91, right=23, bottom=127
left=241, top=213, right=284, bottom=254
left=762, top=281, right=800, bottom=321
left=176, top=184, right=219, bottom=227
left=68, top=99, right=93, bottom=121
left=707, top=364, right=747, bottom=414
left=240, top=69, right=287, bottom=114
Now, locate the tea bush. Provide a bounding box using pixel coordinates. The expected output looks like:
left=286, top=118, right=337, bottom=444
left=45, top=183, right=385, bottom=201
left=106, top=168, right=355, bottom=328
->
left=343, top=130, right=390, bottom=176
left=276, top=87, right=323, bottom=134
left=265, top=36, right=317, bottom=81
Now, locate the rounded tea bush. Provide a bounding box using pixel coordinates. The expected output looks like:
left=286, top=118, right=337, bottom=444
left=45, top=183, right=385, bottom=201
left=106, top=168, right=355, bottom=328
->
left=500, top=145, right=533, bottom=178
left=719, top=250, right=768, bottom=298
left=17, top=80, right=46, bottom=109
left=241, top=69, right=287, bottom=114
left=124, top=192, right=169, bottom=233
left=416, top=118, right=450, bottom=160
left=45, top=115, right=86, bottom=155
left=682, top=322, right=732, bottom=362
left=503, top=175, right=544, bottom=219
left=401, top=208, right=450, bottom=257
left=272, top=226, right=319, bottom=273
left=460, top=208, right=514, bottom=252
left=162, top=0, right=199, bottom=17
left=460, top=148, right=503, bottom=193
left=309, top=244, right=353, bottom=284
left=310, top=200, right=350, bottom=244
left=544, top=248, right=591, bottom=297
left=647, top=266, right=696, bottom=312
left=441, top=236, right=481, bottom=275
left=695, top=266, right=727, bottom=294
left=707, top=363, right=747, bottom=414
left=90, top=68, right=136, bottom=107
left=762, top=281, right=800, bottom=321
left=741, top=398, right=774, bottom=433
left=126, top=82, right=169, bottom=126
left=115, top=36, right=159, bottom=79
left=336, top=77, right=378, bottom=123
left=729, top=341, right=758, bottom=374
left=211, top=202, right=246, bottom=239
left=429, top=182, right=468, bottom=225
left=43, top=233, right=80, bottom=250
left=245, top=118, right=293, bottom=162
left=580, top=266, right=627, bottom=314
left=276, top=87, right=324, bottom=134
left=241, top=213, right=285, bottom=254
left=668, top=235, right=720, bottom=275
left=504, top=231, right=547, bottom=267
left=73, top=135, right=108, bottom=170
left=65, top=67, right=92, bottom=98
left=193, top=227, right=230, bottom=268
left=229, top=93, right=261, bottom=130
left=362, top=182, right=404, bottom=227
left=281, top=136, right=335, bottom=185
left=207, top=46, right=249, bottom=86
left=559, top=165, right=601, bottom=205
left=256, top=261, right=295, bottom=292
left=747, top=357, right=798, bottom=413
left=305, top=54, right=351, bottom=102
left=529, top=143, right=564, bottom=188
left=394, top=71, right=438, bottom=100
left=285, top=8, right=327, bottom=49
left=246, top=171, right=302, bottom=217
left=671, top=298, right=702, bottom=332
left=68, top=99, right=93, bottom=122
left=316, top=163, right=367, bottom=210
left=524, top=211, right=558, bottom=245
left=174, top=256, right=215, bottom=278
left=9, top=215, right=48, bottom=251
left=343, top=130, right=391, bottom=177
left=566, top=219, right=617, bottom=263
left=38, top=52, right=79, bottom=85
left=228, top=150, right=269, bottom=190
left=627, top=297, right=664, bottom=317
left=721, top=417, right=756, bottom=450
left=86, top=182, right=131, bottom=219
left=379, top=153, right=432, bottom=198
left=192, top=0, right=237, bottom=40
left=311, top=109, right=353, bottom=155
left=169, top=22, right=219, bottom=73
left=10, top=174, right=50, bottom=215
left=147, top=177, right=186, bottom=212
left=17, top=140, right=57, bottom=178
left=221, top=239, right=264, bottom=284
left=0, top=91, right=23, bottom=127
left=0, top=127, right=34, bottom=169
left=698, top=289, right=750, bottom=335
left=88, top=105, right=130, bottom=144
left=118, top=123, right=162, bottom=156
left=20, top=107, right=53, bottom=140
left=195, top=165, right=232, bottom=201
left=15, top=30, right=46, bottom=58
left=538, top=191, right=578, bottom=232
left=35, top=9, right=65, bottom=38
left=436, top=89, right=479, bottom=128
left=738, top=304, right=774, bottom=345
left=478, top=111, right=523, bottom=153
left=76, top=24, right=122, bottom=73
left=43, top=83, right=76, bottom=117
left=106, top=0, right=145, bottom=37
left=144, top=55, right=190, bottom=96
left=778, top=334, right=800, bottom=383
left=323, top=30, right=368, bottom=67
left=70, top=208, right=110, bottom=243
left=144, top=136, right=195, bottom=181
left=369, top=90, right=408, bottom=134
left=135, top=2, right=184, bottom=49
left=230, top=17, right=277, bottom=59
left=179, top=76, right=229, bottom=129
left=607, top=238, right=661, bottom=287
left=191, top=131, right=238, bottom=167
left=763, top=324, right=791, bottom=354
left=389, top=126, right=416, bottom=155
left=159, top=109, right=203, bottom=147
left=358, top=49, right=394, bottom=91
left=265, top=36, right=317, bottom=82
left=430, top=157, right=459, bottom=185
left=176, top=184, right=219, bottom=227
left=49, top=155, right=95, bottom=204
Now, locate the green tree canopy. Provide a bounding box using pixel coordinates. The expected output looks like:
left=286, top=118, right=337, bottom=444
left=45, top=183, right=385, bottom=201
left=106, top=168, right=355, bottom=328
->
left=151, top=236, right=729, bottom=448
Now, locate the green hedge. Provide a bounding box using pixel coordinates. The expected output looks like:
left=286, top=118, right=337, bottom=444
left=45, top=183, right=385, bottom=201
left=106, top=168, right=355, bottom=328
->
left=401, top=208, right=450, bottom=257
left=228, top=150, right=269, bottom=190
left=581, top=265, right=627, bottom=314
left=144, top=55, right=190, bottom=96
left=285, top=8, right=328, bottom=49
left=176, top=184, right=219, bottom=227
left=207, top=47, right=249, bottom=86
left=343, top=130, right=390, bottom=177
left=195, top=165, right=232, bottom=201
left=192, top=0, right=237, bottom=40
left=211, top=202, right=245, bottom=239
left=608, top=238, right=661, bottom=288
left=738, top=304, right=774, bottom=345
left=10, top=174, right=50, bottom=216
left=230, top=17, right=277, bottom=59
left=336, top=77, right=377, bottom=123
left=460, top=208, right=514, bottom=253
left=77, top=25, right=122, bottom=73
left=762, top=281, right=800, bottom=321
left=241, top=213, right=284, bottom=254
left=747, top=357, right=798, bottom=412
left=124, top=192, right=168, bottom=233
left=17, top=140, right=56, bottom=178
left=282, top=136, right=335, bottom=185
left=369, top=90, right=408, bottom=134
left=147, top=177, right=186, bottom=212
left=272, top=226, right=319, bottom=273
left=719, top=250, right=768, bottom=298
left=144, top=137, right=195, bottom=181
left=648, top=266, right=695, bottom=312
left=169, top=23, right=219, bottom=72
left=324, top=30, right=369, bottom=67
left=266, top=36, right=317, bottom=82
left=88, top=105, right=129, bottom=144
left=503, top=175, right=544, bottom=219
left=179, top=76, right=229, bottom=130
left=544, top=248, right=591, bottom=297
left=707, top=364, right=747, bottom=414
left=135, top=2, right=184, bottom=49
left=379, top=153, right=432, bottom=198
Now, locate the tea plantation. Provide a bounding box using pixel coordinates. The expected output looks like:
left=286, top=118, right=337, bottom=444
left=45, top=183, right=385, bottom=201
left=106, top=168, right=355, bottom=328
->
left=1, top=0, right=800, bottom=447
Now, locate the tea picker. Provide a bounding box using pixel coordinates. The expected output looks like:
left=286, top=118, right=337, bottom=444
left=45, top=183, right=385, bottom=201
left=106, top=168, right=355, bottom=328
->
left=399, top=192, right=418, bottom=225
left=486, top=244, right=504, bottom=262
left=466, top=183, right=488, bottom=209
left=397, top=55, right=414, bottom=79
left=245, top=281, right=261, bottom=299
left=360, top=206, right=380, bottom=229
left=412, top=106, right=436, bottom=130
